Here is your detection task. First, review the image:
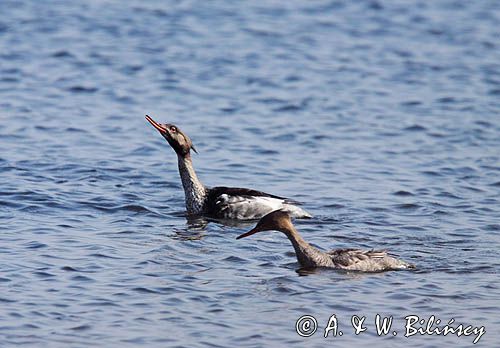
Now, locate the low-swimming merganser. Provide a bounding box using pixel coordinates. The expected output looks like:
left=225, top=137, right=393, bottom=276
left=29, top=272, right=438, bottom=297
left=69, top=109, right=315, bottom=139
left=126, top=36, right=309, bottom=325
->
left=237, top=210, right=415, bottom=272
left=145, top=115, right=312, bottom=220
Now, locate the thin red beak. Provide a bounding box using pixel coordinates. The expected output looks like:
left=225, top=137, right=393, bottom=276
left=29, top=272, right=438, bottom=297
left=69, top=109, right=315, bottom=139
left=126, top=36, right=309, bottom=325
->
left=236, top=227, right=260, bottom=240
left=145, top=115, right=168, bottom=133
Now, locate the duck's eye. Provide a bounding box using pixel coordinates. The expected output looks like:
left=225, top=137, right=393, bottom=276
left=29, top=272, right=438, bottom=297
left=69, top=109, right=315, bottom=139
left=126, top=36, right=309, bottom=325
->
left=170, top=126, right=177, bottom=133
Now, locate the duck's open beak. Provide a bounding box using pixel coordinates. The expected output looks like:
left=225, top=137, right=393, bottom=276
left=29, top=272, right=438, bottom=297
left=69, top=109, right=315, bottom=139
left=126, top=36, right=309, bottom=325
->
left=236, top=227, right=260, bottom=240
left=145, top=115, right=168, bottom=134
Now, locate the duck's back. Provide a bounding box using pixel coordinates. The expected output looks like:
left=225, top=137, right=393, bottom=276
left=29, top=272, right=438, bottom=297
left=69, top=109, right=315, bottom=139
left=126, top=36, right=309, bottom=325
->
left=205, top=186, right=311, bottom=220
left=328, top=248, right=414, bottom=272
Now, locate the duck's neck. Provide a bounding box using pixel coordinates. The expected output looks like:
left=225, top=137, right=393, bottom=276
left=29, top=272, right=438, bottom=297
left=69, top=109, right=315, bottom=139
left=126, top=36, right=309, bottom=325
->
left=177, top=153, right=207, bottom=214
left=285, top=227, right=332, bottom=268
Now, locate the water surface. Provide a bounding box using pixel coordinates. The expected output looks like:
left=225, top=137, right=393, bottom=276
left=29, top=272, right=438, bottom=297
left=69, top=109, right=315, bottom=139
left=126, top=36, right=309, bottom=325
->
left=1, top=0, right=499, bottom=347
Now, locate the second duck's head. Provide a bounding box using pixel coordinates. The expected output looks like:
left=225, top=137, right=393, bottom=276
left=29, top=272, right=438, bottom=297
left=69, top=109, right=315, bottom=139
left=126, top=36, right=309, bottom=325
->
left=236, top=210, right=295, bottom=239
left=145, top=115, right=197, bottom=157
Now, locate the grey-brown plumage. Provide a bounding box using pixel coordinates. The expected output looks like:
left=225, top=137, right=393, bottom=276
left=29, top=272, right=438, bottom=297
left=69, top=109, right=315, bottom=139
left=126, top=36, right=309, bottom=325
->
left=145, top=115, right=312, bottom=220
left=237, top=210, right=415, bottom=272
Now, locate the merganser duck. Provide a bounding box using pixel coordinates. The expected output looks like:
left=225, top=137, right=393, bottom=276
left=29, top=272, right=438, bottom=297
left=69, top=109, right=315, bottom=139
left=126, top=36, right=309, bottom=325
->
left=145, top=115, right=312, bottom=220
left=237, top=210, right=415, bottom=272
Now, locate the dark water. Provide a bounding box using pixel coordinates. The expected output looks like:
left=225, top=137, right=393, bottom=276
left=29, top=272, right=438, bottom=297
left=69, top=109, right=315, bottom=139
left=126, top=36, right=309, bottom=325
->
left=1, top=0, right=499, bottom=347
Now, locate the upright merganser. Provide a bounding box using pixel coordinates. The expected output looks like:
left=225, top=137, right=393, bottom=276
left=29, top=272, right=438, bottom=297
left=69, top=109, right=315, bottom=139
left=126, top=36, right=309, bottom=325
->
left=145, top=115, right=312, bottom=220
left=237, top=210, right=415, bottom=272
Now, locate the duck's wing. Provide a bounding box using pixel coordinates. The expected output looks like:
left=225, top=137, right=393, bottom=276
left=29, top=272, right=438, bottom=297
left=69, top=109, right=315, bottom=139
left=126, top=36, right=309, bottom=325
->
left=327, top=248, right=389, bottom=270
left=209, top=186, right=285, bottom=199
left=205, top=186, right=311, bottom=220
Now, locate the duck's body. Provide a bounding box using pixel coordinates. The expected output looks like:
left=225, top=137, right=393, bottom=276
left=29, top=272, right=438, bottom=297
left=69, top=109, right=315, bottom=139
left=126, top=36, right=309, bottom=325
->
left=205, top=186, right=310, bottom=220
left=146, top=115, right=311, bottom=220
left=237, top=210, right=414, bottom=272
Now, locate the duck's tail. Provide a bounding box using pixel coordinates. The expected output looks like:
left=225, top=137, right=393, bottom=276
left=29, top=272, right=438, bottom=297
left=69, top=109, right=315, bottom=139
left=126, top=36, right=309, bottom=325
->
left=397, top=260, right=416, bottom=270
left=281, top=204, right=312, bottom=219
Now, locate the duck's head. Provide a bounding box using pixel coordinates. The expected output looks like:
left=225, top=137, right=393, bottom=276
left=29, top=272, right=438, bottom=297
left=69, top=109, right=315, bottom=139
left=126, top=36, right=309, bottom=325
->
left=145, top=115, right=197, bottom=157
left=236, top=210, right=294, bottom=239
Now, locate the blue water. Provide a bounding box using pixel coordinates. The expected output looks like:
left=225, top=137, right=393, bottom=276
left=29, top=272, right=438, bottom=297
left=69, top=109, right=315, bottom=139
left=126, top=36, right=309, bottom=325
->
left=1, top=0, right=499, bottom=347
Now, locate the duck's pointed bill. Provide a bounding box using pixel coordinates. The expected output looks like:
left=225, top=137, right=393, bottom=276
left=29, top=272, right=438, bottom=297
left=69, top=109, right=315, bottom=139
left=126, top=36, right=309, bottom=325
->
left=145, top=115, right=167, bottom=133
left=236, top=227, right=260, bottom=240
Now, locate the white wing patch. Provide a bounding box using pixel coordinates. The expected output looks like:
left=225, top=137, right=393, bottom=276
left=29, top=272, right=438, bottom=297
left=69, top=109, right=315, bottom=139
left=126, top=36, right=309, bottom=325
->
left=215, top=194, right=311, bottom=220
